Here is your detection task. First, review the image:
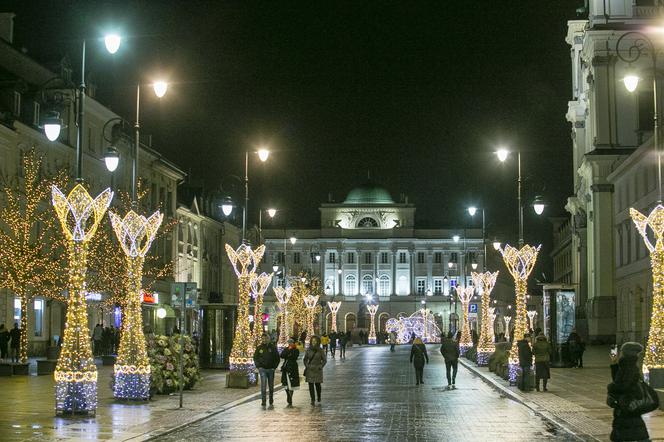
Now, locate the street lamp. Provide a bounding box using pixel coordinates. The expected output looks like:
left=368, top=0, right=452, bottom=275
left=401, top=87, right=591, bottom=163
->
left=104, top=34, right=121, bottom=54
left=623, top=74, right=640, bottom=93
left=532, top=195, right=546, bottom=216
left=103, top=146, right=120, bottom=172
left=452, top=235, right=460, bottom=243
left=492, top=239, right=501, bottom=251
left=153, top=81, right=168, bottom=98
left=221, top=196, right=234, bottom=217
left=468, top=206, right=486, bottom=271
left=258, top=208, right=277, bottom=244
left=290, top=236, right=297, bottom=245
left=496, top=147, right=523, bottom=246
left=242, top=147, right=271, bottom=243
left=42, top=112, right=63, bottom=141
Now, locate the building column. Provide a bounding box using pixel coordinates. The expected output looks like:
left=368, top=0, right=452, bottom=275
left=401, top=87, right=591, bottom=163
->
left=427, top=250, right=433, bottom=291
left=392, top=249, right=397, bottom=295
left=409, top=249, right=415, bottom=296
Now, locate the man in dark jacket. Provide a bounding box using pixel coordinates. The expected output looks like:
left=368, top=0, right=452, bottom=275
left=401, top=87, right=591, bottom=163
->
left=9, top=323, right=20, bottom=363
left=517, top=334, right=533, bottom=391
left=329, top=331, right=337, bottom=358
left=440, top=332, right=460, bottom=389
left=253, top=333, right=281, bottom=407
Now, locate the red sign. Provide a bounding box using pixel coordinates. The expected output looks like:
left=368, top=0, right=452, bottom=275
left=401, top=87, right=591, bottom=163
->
left=142, top=291, right=156, bottom=304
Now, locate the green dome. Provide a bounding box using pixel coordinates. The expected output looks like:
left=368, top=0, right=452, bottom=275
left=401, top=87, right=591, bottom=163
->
left=343, top=183, right=394, bottom=204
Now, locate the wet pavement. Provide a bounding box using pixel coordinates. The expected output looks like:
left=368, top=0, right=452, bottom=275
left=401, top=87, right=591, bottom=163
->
left=155, top=345, right=570, bottom=441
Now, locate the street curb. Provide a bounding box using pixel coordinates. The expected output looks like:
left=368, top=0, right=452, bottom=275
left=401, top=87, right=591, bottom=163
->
left=123, top=385, right=285, bottom=442
left=458, top=358, right=599, bottom=442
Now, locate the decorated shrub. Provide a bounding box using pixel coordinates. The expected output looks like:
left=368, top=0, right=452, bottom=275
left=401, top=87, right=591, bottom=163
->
left=147, top=334, right=201, bottom=394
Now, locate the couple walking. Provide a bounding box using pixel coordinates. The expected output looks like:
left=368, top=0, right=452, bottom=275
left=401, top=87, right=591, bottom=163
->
left=409, top=332, right=459, bottom=388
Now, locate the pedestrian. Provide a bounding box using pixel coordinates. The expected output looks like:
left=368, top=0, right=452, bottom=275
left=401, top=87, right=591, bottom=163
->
left=9, top=322, right=20, bottom=363
left=0, top=324, right=8, bottom=361
left=607, top=342, right=657, bottom=442
left=300, top=330, right=307, bottom=345
left=329, top=331, right=337, bottom=358
left=440, top=332, right=460, bottom=389
left=532, top=332, right=552, bottom=392
left=280, top=338, right=300, bottom=407
left=92, top=323, right=103, bottom=356
left=568, top=328, right=585, bottom=368
left=253, top=332, right=281, bottom=407
left=410, top=337, right=429, bottom=385
left=339, top=331, right=347, bottom=359
left=102, top=326, right=111, bottom=355
left=517, top=333, right=533, bottom=391
left=303, top=335, right=327, bottom=406
left=389, top=331, right=397, bottom=352
left=358, top=330, right=364, bottom=346
left=321, top=333, right=330, bottom=356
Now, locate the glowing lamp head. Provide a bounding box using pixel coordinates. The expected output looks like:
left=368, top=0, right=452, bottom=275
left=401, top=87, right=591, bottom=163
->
left=471, top=262, right=478, bottom=270
left=220, top=196, right=233, bottom=216
left=104, top=34, right=121, bottom=54
left=104, top=146, right=120, bottom=172
left=300, top=277, right=307, bottom=283
left=289, top=236, right=297, bottom=245
left=496, top=148, right=509, bottom=162
left=532, top=195, right=546, bottom=215
left=452, top=235, right=460, bottom=243
left=337, top=268, right=342, bottom=274
left=272, top=264, right=279, bottom=273
left=493, top=240, right=501, bottom=251
left=623, top=74, right=640, bottom=93
left=426, top=289, right=433, bottom=297
left=468, top=206, right=477, bottom=217
left=153, top=81, right=168, bottom=98
left=42, top=113, right=62, bottom=141
left=267, top=208, right=276, bottom=218
left=448, top=261, right=454, bottom=269
left=258, top=148, right=270, bottom=162
left=315, top=254, right=321, bottom=262
left=156, top=307, right=166, bottom=319
left=420, top=299, right=426, bottom=305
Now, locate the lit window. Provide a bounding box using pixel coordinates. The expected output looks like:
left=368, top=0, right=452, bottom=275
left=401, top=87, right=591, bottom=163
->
left=417, top=252, right=425, bottom=264
left=434, top=279, right=443, bottom=294
left=293, top=252, right=301, bottom=264
left=34, top=299, right=44, bottom=337
left=399, top=252, right=407, bottom=263
left=378, top=275, right=390, bottom=297
left=362, top=275, right=373, bottom=294
left=345, top=275, right=356, bottom=295
left=13, top=298, right=21, bottom=323
left=347, top=252, right=355, bottom=264
left=417, top=279, right=426, bottom=295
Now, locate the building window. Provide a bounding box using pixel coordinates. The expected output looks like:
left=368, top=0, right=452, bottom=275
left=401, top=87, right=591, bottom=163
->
left=365, top=253, right=372, bottom=264
left=276, top=252, right=285, bottom=264
left=378, top=275, right=390, bottom=297
left=434, top=278, right=443, bottom=294
left=416, top=279, right=426, bottom=295
left=381, top=252, right=388, bottom=264
left=275, top=278, right=285, bottom=288
left=345, top=275, right=356, bottom=295
left=34, top=298, right=44, bottom=337
left=399, top=252, right=407, bottom=263
left=362, top=275, right=373, bottom=295
left=13, top=298, right=21, bottom=323
left=434, top=252, right=442, bottom=264
left=311, top=253, right=318, bottom=264
left=329, top=252, right=336, bottom=263
left=347, top=252, right=355, bottom=264
left=417, top=252, right=425, bottom=264
left=450, top=252, right=458, bottom=266
left=293, top=252, right=301, bottom=264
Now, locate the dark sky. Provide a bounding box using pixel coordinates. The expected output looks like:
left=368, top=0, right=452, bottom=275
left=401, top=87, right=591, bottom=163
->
left=6, top=1, right=581, bottom=279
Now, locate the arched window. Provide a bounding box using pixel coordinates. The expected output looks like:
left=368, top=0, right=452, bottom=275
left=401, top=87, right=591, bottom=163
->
left=362, top=275, right=373, bottom=295
left=357, top=217, right=379, bottom=228
left=345, top=275, right=356, bottom=295
left=378, top=275, right=390, bottom=297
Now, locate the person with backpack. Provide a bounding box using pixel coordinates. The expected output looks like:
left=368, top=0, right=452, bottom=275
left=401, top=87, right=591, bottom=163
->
left=253, top=333, right=281, bottom=407
left=440, top=332, right=460, bottom=389
left=409, top=337, right=429, bottom=385
left=607, top=342, right=658, bottom=441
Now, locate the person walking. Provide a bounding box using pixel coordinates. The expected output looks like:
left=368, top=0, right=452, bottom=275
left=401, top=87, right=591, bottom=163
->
left=440, top=332, right=460, bottom=389
left=607, top=342, right=656, bottom=442
left=0, top=324, right=9, bottom=361
left=338, top=332, right=347, bottom=359
left=321, top=333, right=330, bottom=356
left=568, top=328, right=585, bottom=368
left=93, top=323, right=103, bottom=357
left=517, top=333, right=533, bottom=391
left=358, top=330, right=364, bottom=346
left=389, top=331, right=397, bottom=352
left=303, top=335, right=327, bottom=405
left=329, top=331, right=337, bottom=358
left=253, top=333, right=281, bottom=407
left=9, top=323, right=20, bottom=363
left=532, top=332, right=552, bottom=392
left=280, top=338, right=300, bottom=407
left=410, top=337, right=429, bottom=385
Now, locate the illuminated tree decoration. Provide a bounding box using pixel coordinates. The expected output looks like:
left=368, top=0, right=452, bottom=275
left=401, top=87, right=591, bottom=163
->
left=250, top=272, right=273, bottom=348
left=488, top=307, right=497, bottom=343
left=631, top=205, right=664, bottom=371
left=303, top=293, right=319, bottom=346
left=226, top=243, right=265, bottom=382
left=472, top=271, right=499, bottom=366
left=52, top=184, right=113, bottom=415
left=498, top=243, right=540, bottom=384
left=455, top=285, right=475, bottom=355
left=527, top=310, right=538, bottom=332
left=503, top=316, right=512, bottom=338
left=0, top=150, right=67, bottom=364
left=109, top=210, right=163, bottom=400
left=274, top=286, right=293, bottom=351
left=367, top=304, right=379, bottom=344
left=385, top=311, right=441, bottom=344
left=328, top=301, right=342, bottom=333
left=287, top=273, right=322, bottom=337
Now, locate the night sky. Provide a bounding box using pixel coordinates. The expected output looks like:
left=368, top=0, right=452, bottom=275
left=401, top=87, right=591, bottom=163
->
left=6, top=1, right=581, bottom=279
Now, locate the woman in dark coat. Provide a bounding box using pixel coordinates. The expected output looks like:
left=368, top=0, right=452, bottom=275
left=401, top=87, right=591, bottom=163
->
left=410, top=337, right=429, bottom=385
left=608, top=342, right=650, bottom=442
left=280, top=338, right=300, bottom=407
left=532, top=333, right=552, bottom=391
left=303, top=335, right=327, bottom=405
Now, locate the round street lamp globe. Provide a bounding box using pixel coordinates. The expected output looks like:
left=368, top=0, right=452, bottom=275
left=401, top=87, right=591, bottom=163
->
left=156, top=307, right=167, bottom=319
left=337, top=268, right=342, bottom=274
left=104, top=34, right=121, bottom=54
left=623, top=75, right=640, bottom=93
left=496, top=148, right=509, bottom=162
left=258, top=149, right=270, bottom=162
left=153, top=81, right=168, bottom=98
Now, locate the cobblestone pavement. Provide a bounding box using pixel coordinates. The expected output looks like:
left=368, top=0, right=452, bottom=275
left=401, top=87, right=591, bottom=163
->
left=0, top=363, right=260, bottom=441
left=155, top=345, right=571, bottom=442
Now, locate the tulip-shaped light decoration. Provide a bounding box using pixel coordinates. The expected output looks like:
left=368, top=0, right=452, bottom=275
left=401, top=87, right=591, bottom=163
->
left=250, top=271, right=273, bottom=348
left=472, top=271, right=499, bottom=366
left=367, top=304, right=379, bottom=344
left=274, top=286, right=293, bottom=351
left=455, top=286, right=475, bottom=355
left=328, top=301, right=342, bottom=333
left=303, top=294, right=319, bottom=347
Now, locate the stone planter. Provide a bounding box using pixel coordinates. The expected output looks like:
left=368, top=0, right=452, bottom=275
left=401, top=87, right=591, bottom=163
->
left=12, top=363, right=30, bottom=375
left=37, top=359, right=57, bottom=375
left=226, top=371, right=249, bottom=389
left=0, top=364, right=12, bottom=376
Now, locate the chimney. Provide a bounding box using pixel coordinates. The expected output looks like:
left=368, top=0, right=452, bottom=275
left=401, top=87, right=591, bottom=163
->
left=0, top=13, right=15, bottom=44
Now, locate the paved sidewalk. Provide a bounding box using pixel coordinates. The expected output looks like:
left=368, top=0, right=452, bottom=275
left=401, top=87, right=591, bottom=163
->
left=0, top=362, right=262, bottom=442
left=459, top=345, right=664, bottom=441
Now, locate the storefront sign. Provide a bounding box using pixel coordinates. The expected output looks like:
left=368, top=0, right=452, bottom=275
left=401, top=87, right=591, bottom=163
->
left=141, top=291, right=158, bottom=304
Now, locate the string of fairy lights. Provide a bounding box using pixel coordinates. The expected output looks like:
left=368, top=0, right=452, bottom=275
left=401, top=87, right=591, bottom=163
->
left=455, top=286, right=475, bottom=355
left=472, top=271, right=498, bottom=366
left=328, top=301, right=341, bottom=333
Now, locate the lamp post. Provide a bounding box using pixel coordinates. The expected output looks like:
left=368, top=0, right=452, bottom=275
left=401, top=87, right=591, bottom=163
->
left=258, top=208, right=276, bottom=244
left=243, top=148, right=270, bottom=243
left=468, top=206, right=487, bottom=271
